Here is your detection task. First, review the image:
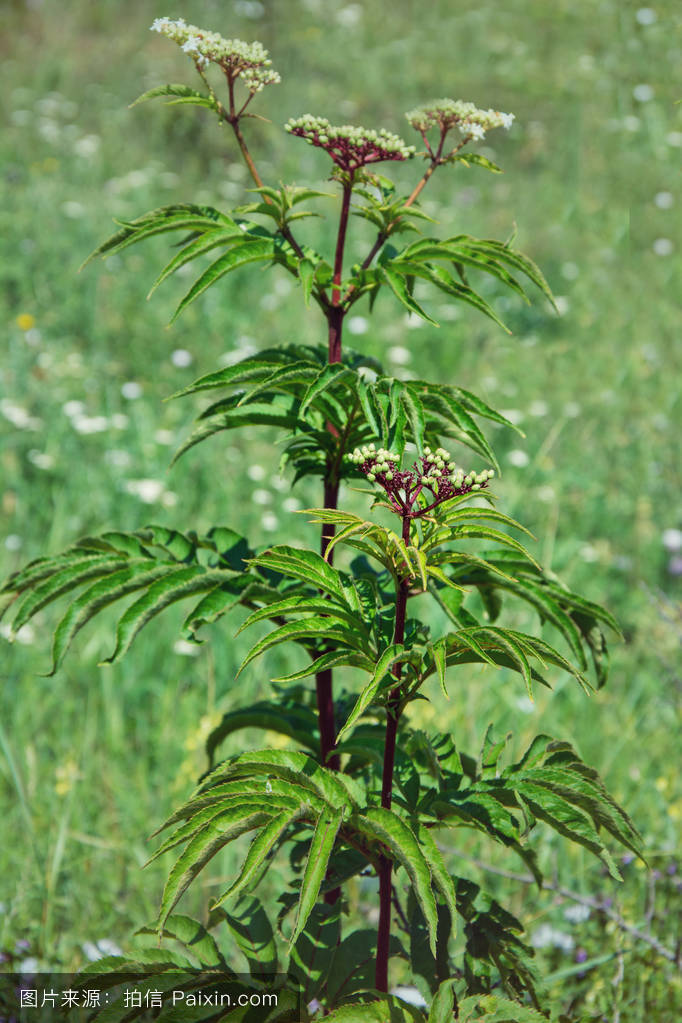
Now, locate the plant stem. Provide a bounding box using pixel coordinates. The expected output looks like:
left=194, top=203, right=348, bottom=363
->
left=376, top=515, right=411, bottom=992
left=331, top=179, right=354, bottom=309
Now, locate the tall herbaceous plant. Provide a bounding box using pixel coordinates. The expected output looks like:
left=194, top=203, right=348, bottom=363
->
left=2, top=18, right=641, bottom=1022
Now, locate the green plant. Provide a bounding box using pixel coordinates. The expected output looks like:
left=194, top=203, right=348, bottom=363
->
left=1, top=17, right=642, bottom=1021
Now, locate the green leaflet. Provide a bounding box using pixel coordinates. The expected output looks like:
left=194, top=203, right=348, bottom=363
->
left=101, top=567, right=236, bottom=664
left=355, top=807, right=439, bottom=956
left=217, top=897, right=278, bottom=974
left=171, top=237, right=277, bottom=321
left=133, top=914, right=224, bottom=969
left=129, top=83, right=218, bottom=110
left=205, top=701, right=319, bottom=764
left=416, top=826, right=458, bottom=935
left=48, top=563, right=172, bottom=674
left=209, top=749, right=365, bottom=810
left=379, top=263, right=439, bottom=325
left=249, top=545, right=346, bottom=599
left=337, top=643, right=405, bottom=741
left=212, top=807, right=303, bottom=907
left=289, top=805, right=344, bottom=946
left=457, top=994, right=548, bottom=1022
left=158, top=806, right=273, bottom=931
left=325, top=997, right=426, bottom=1022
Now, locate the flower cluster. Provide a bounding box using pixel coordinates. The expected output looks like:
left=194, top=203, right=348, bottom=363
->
left=285, top=116, right=416, bottom=172
left=406, top=99, right=514, bottom=142
left=348, top=444, right=494, bottom=516
left=150, top=18, right=280, bottom=91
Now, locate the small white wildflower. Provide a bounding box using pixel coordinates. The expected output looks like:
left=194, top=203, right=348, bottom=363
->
left=537, top=485, right=556, bottom=504
left=624, top=115, right=641, bottom=131
left=282, top=497, right=301, bottom=512
left=554, top=295, right=570, bottom=316
left=104, top=449, right=131, bottom=468
left=154, top=428, right=174, bottom=445
left=500, top=408, right=524, bottom=425
left=633, top=84, right=654, bottom=102
left=27, top=450, right=55, bottom=470
left=121, top=381, right=143, bottom=400
left=662, top=528, right=682, bottom=552
left=74, top=134, right=100, bottom=158
left=4, top=534, right=22, bottom=552
left=564, top=401, right=581, bottom=418
left=563, top=903, right=591, bottom=924
left=561, top=261, right=579, bottom=280
left=161, top=490, right=178, bottom=508
left=336, top=4, right=363, bottom=28
left=636, top=7, right=657, bottom=25
left=110, top=413, right=129, bottom=430
left=507, top=449, right=530, bottom=468
left=387, top=345, right=412, bottom=364
left=173, top=639, right=200, bottom=657
left=62, top=200, right=86, bottom=219
left=347, top=315, right=369, bottom=335
left=125, top=478, right=165, bottom=503
left=62, top=400, right=86, bottom=418
left=247, top=464, right=266, bottom=481
left=261, top=512, right=279, bottom=531
left=252, top=488, right=271, bottom=505
left=71, top=414, right=109, bottom=434
left=579, top=544, right=599, bottom=563
left=171, top=348, right=193, bottom=368
left=654, top=191, right=673, bottom=209
left=666, top=131, right=682, bottom=147
left=529, top=400, right=548, bottom=417
left=532, top=924, right=575, bottom=952
left=653, top=237, right=673, bottom=256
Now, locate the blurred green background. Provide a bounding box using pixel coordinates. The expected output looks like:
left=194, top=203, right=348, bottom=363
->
left=1, top=0, right=680, bottom=1017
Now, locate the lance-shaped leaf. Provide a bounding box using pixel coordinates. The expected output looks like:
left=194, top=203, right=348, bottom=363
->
left=248, top=545, right=346, bottom=599
left=171, top=237, right=278, bottom=321
left=325, top=998, right=426, bottom=1022
left=354, top=807, right=438, bottom=956
left=130, top=83, right=219, bottom=111
left=204, top=749, right=365, bottom=810
left=80, top=203, right=233, bottom=268
left=212, top=805, right=305, bottom=907
left=214, top=897, right=278, bottom=974
left=337, top=644, right=405, bottom=742
left=289, top=805, right=344, bottom=946
left=158, top=805, right=275, bottom=931
left=205, top=701, right=319, bottom=765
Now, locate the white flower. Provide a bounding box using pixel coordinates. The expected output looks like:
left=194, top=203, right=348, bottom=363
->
left=532, top=924, right=575, bottom=951
left=465, top=122, right=486, bottom=140
left=633, top=83, right=654, bottom=102
left=247, top=464, right=266, bottom=481
left=347, top=315, right=369, bottom=335
left=261, top=512, right=279, bottom=531
left=154, top=428, right=175, bottom=445
left=563, top=903, right=591, bottom=924
left=71, top=414, right=109, bottom=434
left=387, top=345, right=411, bottom=365
left=653, top=238, right=673, bottom=256
left=125, top=478, right=165, bottom=503
left=500, top=111, right=515, bottom=129
left=173, top=639, right=200, bottom=657
left=62, top=400, right=86, bottom=417
left=252, top=488, right=271, bottom=505
left=121, top=381, right=142, bottom=400
left=636, top=8, right=657, bottom=25
left=171, top=348, right=193, bottom=367
left=507, top=449, right=530, bottom=468
left=27, top=450, right=55, bottom=470
left=662, top=528, right=682, bottom=552
left=654, top=191, right=674, bottom=209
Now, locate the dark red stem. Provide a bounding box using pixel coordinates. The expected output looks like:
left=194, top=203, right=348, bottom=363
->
left=375, top=515, right=411, bottom=991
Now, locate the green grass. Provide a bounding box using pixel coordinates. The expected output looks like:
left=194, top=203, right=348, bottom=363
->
left=1, top=1, right=681, bottom=1017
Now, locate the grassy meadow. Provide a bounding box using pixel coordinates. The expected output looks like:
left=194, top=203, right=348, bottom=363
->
left=1, top=0, right=680, bottom=1018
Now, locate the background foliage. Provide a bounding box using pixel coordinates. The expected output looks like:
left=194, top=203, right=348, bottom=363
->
left=1, top=0, right=680, bottom=1019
